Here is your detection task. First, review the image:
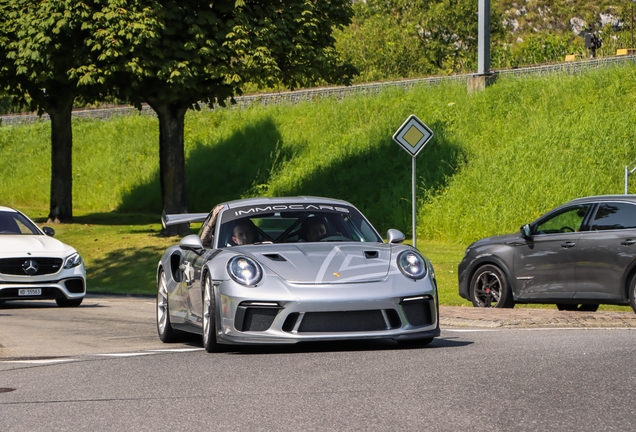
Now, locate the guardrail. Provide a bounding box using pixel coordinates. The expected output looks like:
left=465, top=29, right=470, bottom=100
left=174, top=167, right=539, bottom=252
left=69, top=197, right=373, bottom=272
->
left=2, top=54, right=636, bottom=127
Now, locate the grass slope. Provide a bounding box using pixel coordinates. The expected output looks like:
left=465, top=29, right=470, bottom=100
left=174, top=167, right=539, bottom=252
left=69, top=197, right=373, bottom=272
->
left=1, top=64, right=635, bottom=310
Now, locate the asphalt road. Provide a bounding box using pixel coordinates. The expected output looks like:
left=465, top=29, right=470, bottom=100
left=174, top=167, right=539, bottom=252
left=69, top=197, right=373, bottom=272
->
left=1, top=297, right=635, bottom=431
left=0, top=296, right=167, bottom=359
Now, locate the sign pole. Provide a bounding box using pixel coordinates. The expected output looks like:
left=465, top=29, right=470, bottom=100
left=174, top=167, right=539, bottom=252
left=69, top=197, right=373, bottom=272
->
left=392, top=115, right=433, bottom=249
left=412, top=156, right=417, bottom=249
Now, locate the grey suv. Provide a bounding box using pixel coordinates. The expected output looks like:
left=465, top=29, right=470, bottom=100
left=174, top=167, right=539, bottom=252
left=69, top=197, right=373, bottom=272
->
left=458, top=195, right=636, bottom=313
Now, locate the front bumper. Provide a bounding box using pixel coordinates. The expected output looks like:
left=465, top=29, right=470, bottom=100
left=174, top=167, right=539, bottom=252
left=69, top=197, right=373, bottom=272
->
left=0, top=267, right=86, bottom=301
left=457, top=258, right=470, bottom=300
left=213, top=275, right=440, bottom=345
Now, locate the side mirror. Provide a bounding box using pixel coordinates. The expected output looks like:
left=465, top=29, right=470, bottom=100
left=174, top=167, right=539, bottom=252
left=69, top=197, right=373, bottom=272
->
left=42, top=226, right=55, bottom=237
left=179, top=234, right=204, bottom=253
left=387, top=229, right=405, bottom=244
left=520, top=224, right=532, bottom=239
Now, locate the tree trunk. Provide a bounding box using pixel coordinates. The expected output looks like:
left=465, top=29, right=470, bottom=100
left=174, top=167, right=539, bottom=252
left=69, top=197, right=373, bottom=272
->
left=148, top=99, right=190, bottom=236
left=47, top=99, right=75, bottom=223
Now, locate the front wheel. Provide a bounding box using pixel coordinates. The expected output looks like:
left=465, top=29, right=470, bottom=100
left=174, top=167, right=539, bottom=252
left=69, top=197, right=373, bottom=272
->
left=629, top=275, right=636, bottom=314
left=157, top=270, right=180, bottom=342
left=56, top=297, right=83, bottom=307
left=202, top=274, right=221, bottom=353
left=470, top=264, right=514, bottom=308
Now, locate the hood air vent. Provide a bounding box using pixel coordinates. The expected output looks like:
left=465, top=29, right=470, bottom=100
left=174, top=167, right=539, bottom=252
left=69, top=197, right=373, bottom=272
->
left=263, top=253, right=286, bottom=262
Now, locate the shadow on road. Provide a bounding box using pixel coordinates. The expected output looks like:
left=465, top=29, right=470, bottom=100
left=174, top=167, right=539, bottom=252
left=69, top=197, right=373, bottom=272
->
left=207, top=336, right=473, bottom=356
left=0, top=301, right=106, bottom=309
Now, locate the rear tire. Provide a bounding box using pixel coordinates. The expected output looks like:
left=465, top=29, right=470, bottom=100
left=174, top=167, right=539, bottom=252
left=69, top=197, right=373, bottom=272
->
left=202, top=273, right=221, bottom=353
left=556, top=304, right=599, bottom=312
left=56, top=297, right=83, bottom=307
left=157, top=270, right=180, bottom=343
left=470, top=264, right=514, bottom=308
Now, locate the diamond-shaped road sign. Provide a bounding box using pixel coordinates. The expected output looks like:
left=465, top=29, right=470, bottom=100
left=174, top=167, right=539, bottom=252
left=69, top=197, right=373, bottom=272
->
left=392, top=115, right=434, bottom=157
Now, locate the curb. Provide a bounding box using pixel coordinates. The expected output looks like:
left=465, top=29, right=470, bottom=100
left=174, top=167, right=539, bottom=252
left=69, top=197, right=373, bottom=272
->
left=440, top=306, right=636, bottom=329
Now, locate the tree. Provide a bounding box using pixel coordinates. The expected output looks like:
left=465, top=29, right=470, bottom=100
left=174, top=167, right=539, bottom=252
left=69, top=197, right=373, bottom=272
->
left=0, top=1, right=102, bottom=222
left=335, top=0, right=504, bottom=80
left=83, top=0, right=356, bottom=235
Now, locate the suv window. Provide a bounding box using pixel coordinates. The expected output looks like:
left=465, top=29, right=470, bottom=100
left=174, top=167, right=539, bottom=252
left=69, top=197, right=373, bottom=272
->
left=591, top=202, right=636, bottom=231
left=535, top=204, right=590, bottom=235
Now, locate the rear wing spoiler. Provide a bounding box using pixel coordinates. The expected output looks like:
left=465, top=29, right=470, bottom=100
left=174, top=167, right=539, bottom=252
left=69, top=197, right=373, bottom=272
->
left=161, top=211, right=209, bottom=229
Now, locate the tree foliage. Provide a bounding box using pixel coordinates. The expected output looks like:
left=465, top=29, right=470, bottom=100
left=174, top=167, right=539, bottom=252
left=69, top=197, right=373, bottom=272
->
left=0, top=0, right=105, bottom=222
left=1, top=1, right=355, bottom=232
left=77, top=1, right=356, bottom=234
left=335, top=0, right=504, bottom=81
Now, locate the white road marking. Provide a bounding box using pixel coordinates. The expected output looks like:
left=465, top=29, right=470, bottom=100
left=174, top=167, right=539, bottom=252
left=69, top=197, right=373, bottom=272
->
left=3, top=359, right=78, bottom=364
left=93, top=352, right=155, bottom=357
left=146, top=348, right=204, bottom=353
left=443, top=327, right=636, bottom=332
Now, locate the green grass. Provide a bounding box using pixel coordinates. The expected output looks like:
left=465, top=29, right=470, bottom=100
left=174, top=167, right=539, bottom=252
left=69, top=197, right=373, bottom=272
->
left=2, top=64, right=636, bottom=311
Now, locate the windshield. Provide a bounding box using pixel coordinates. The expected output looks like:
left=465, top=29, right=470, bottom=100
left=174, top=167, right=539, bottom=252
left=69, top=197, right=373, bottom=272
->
left=0, top=210, right=41, bottom=235
left=217, top=204, right=382, bottom=247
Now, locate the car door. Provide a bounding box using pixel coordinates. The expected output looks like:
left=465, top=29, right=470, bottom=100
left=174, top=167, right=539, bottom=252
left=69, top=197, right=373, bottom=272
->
left=513, top=204, right=591, bottom=300
left=184, top=249, right=212, bottom=327
left=574, top=201, right=636, bottom=301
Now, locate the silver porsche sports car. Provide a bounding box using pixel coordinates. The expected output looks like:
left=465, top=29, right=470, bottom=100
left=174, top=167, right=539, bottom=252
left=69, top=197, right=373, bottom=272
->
left=156, top=196, right=440, bottom=352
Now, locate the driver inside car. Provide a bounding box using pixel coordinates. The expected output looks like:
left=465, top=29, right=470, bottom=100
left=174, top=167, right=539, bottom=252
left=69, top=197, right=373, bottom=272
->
left=232, top=220, right=256, bottom=245
left=300, top=217, right=327, bottom=242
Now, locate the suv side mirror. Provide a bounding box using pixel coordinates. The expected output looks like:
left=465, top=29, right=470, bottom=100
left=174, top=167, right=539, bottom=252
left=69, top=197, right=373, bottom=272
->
left=520, top=224, right=532, bottom=239
left=42, top=226, right=55, bottom=237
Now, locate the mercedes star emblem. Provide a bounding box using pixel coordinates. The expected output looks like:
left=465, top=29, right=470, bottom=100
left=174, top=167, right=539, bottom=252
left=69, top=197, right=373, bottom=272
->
left=22, top=259, right=39, bottom=275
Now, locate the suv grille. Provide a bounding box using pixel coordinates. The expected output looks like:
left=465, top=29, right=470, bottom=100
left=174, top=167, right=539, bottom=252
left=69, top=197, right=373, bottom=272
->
left=0, top=258, right=63, bottom=276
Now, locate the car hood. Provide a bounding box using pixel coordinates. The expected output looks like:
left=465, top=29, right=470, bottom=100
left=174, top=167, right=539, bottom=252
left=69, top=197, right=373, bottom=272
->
left=237, top=243, right=393, bottom=284
left=0, top=235, right=73, bottom=257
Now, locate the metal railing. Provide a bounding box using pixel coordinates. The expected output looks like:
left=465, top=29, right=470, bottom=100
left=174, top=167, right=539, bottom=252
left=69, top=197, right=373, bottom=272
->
left=2, top=54, right=636, bottom=127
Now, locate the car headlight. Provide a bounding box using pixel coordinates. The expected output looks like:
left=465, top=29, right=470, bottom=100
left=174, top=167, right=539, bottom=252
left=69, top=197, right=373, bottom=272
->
left=63, top=252, right=83, bottom=269
left=227, top=256, right=262, bottom=286
left=397, top=250, right=427, bottom=280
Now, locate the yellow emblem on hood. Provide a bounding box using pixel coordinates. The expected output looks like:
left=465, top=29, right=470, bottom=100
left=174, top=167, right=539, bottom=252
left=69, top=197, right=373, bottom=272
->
left=333, top=272, right=340, bottom=277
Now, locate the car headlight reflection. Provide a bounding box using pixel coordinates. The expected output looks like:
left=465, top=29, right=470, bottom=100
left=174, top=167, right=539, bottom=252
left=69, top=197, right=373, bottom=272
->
left=63, top=252, right=83, bottom=269
left=397, top=251, right=427, bottom=280
left=227, top=256, right=262, bottom=286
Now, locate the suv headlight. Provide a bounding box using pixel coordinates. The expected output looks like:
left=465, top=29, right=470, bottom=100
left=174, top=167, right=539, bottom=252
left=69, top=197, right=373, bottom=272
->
left=397, top=250, right=427, bottom=280
left=227, top=256, right=262, bottom=286
left=63, top=252, right=83, bottom=269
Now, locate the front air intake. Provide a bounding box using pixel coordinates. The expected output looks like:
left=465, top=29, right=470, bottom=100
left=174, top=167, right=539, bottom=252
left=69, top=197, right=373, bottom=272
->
left=234, top=302, right=282, bottom=332
left=64, top=278, right=85, bottom=294
left=400, top=296, right=434, bottom=327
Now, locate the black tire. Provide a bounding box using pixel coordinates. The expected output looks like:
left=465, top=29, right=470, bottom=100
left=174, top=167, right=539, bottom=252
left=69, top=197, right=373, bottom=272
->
left=556, top=304, right=599, bottom=312
left=157, top=270, right=180, bottom=343
left=398, top=337, right=434, bottom=347
left=629, top=275, right=636, bottom=314
left=470, top=264, right=514, bottom=308
left=202, top=273, right=221, bottom=353
left=55, top=297, right=83, bottom=307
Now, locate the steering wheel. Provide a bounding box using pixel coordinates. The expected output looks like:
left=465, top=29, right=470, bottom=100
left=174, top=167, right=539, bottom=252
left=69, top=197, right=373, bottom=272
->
left=318, top=234, right=350, bottom=242
left=559, top=226, right=575, bottom=233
